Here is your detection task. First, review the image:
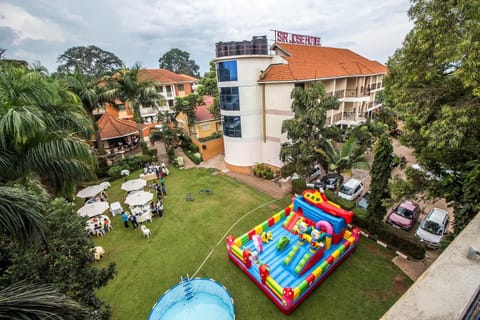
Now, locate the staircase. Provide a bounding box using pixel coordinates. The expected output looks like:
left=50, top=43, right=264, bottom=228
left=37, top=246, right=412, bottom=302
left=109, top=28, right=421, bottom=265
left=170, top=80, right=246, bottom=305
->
left=181, top=275, right=194, bottom=300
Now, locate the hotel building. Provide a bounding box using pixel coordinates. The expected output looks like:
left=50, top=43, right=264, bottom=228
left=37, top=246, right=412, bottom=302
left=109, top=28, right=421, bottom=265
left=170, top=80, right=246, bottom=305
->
left=215, top=33, right=387, bottom=174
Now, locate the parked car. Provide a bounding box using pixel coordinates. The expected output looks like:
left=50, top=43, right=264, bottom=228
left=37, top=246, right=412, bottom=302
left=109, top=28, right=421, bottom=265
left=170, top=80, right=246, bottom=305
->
left=338, top=178, right=363, bottom=201
left=386, top=200, right=420, bottom=231
left=415, top=208, right=449, bottom=249
left=308, top=165, right=322, bottom=182
left=319, top=173, right=344, bottom=190
left=357, top=191, right=370, bottom=210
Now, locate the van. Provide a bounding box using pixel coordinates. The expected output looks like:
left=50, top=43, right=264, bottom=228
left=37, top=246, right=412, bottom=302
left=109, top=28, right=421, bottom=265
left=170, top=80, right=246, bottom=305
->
left=415, top=208, right=449, bottom=249
left=338, top=178, right=363, bottom=201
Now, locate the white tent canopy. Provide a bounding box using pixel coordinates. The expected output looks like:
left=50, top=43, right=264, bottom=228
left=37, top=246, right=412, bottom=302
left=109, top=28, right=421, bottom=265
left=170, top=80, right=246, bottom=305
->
left=76, top=185, right=105, bottom=198
left=77, top=201, right=109, bottom=218
left=121, top=179, right=147, bottom=192
left=125, top=191, right=153, bottom=206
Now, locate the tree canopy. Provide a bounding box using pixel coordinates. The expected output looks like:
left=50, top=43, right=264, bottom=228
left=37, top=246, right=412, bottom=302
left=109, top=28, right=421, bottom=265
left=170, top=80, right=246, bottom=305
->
left=57, top=45, right=123, bottom=78
left=384, top=0, right=480, bottom=233
left=197, top=61, right=220, bottom=119
left=367, top=134, right=393, bottom=229
left=280, top=82, right=339, bottom=177
left=104, top=64, right=164, bottom=141
left=158, top=48, right=200, bottom=78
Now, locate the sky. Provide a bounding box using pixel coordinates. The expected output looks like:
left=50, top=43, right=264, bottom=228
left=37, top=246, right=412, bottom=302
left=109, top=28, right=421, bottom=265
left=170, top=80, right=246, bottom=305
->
left=0, top=0, right=414, bottom=76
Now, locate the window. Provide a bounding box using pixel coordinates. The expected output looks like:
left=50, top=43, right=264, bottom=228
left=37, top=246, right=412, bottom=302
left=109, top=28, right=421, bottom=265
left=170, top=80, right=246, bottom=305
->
left=220, top=87, right=240, bottom=110
left=166, top=86, right=173, bottom=97
left=178, top=84, right=185, bottom=91
left=202, top=123, right=210, bottom=131
left=116, top=104, right=125, bottom=111
left=157, top=86, right=163, bottom=93
left=223, top=116, right=241, bottom=138
left=168, top=100, right=174, bottom=107
left=217, top=61, right=238, bottom=82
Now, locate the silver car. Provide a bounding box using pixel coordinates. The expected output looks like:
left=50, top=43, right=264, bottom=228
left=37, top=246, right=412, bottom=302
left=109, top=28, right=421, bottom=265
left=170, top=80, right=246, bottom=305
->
left=415, top=208, right=449, bottom=249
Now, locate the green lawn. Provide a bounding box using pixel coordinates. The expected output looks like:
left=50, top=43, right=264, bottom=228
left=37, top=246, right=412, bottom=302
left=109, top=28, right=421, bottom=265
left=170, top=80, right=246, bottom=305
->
left=91, top=167, right=411, bottom=320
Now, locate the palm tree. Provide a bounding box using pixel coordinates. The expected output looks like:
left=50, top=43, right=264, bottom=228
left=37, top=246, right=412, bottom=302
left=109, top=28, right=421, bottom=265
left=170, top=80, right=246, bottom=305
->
left=0, top=64, right=98, bottom=319
left=0, top=64, right=96, bottom=196
left=104, top=63, right=164, bottom=141
left=63, top=67, right=108, bottom=151
left=316, top=136, right=370, bottom=176
left=0, top=281, right=90, bottom=320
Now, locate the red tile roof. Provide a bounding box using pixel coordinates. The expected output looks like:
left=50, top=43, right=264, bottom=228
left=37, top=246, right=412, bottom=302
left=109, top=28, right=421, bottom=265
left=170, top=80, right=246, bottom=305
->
left=97, top=112, right=140, bottom=140
left=259, top=43, right=387, bottom=82
left=195, top=96, right=215, bottom=122
left=138, top=69, right=199, bottom=83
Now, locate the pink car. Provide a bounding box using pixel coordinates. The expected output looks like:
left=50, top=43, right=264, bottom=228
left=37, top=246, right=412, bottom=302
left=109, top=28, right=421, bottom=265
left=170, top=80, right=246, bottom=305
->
left=386, top=200, right=420, bottom=231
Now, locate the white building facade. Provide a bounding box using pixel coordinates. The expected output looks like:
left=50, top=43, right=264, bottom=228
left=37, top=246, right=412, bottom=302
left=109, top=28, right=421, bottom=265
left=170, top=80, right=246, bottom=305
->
left=215, top=34, right=387, bottom=174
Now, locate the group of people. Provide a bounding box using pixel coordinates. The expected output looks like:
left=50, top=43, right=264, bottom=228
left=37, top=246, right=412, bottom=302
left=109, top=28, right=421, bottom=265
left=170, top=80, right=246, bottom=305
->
left=120, top=198, right=163, bottom=230
left=87, top=216, right=112, bottom=237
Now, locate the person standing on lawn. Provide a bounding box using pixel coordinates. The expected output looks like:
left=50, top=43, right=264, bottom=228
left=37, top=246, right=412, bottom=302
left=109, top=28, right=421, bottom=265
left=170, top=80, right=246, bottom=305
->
left=121, top=211, right=129, bottom=228
left=129, top=213, right=139, bottom=229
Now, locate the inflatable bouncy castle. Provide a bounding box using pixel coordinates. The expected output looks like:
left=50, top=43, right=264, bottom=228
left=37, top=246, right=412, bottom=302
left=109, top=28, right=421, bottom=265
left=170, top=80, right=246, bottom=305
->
left=226, top=189, right=360, bottom=314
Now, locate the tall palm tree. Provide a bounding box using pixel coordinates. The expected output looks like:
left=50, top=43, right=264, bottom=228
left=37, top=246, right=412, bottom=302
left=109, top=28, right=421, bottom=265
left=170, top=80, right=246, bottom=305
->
left=0, top=64, right=96, bottom=196
left=105, top=63, right=164, bottom=141
left=316, top=136, right=370, bottom=175
left=63, top=67, right=108, bottom=150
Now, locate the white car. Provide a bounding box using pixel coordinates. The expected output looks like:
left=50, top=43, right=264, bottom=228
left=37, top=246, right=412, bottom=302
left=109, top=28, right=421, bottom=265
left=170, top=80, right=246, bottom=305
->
left=338, top=178, right=363, bottom=201
left=415, top=208, right=449, bottom=249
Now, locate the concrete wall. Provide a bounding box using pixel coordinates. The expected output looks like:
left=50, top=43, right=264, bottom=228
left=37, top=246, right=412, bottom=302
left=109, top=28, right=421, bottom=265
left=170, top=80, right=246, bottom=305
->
left=192, top=137, right=224, bottom=162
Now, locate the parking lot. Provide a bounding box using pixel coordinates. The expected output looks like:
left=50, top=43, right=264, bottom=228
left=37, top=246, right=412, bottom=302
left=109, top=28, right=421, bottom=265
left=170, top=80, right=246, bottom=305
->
left=351, top=137, right=454, bottom=234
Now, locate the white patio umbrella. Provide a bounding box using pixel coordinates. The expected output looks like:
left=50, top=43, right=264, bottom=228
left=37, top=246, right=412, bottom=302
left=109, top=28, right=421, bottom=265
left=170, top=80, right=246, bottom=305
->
left=77, top=201, right=109, bottom=218
left=125, top=191, right=153, bottom=206
left=76, top=184, right=105, bottom=198
left=121, top=179, right=147, bottom=192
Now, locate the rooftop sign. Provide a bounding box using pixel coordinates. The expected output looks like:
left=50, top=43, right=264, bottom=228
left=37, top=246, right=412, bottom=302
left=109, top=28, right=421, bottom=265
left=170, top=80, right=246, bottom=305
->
left=274, top=30, right=321, bottom=46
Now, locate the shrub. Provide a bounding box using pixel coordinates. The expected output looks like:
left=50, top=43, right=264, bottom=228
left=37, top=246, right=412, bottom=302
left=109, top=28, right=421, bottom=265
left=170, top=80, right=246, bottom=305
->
left=95, top=157, right=109, bottom=179
left=352, top=207, right=369, bottom=229
left=140, top=141, right=149, bottom=154
left=374, top=223, right=426, bottom=260
left=252, top=163, right=277, bottom=180
left=324, top=190, right=356, bottom=210
left=149, top=130, right=163, bottom=142
left=107, top=165, right=123, bottom=179
left=148, top=148, right=158, bottom=157
left=198, top=132, right=221, bottom=142
left=291, top=177, right=306, bottom=195
left=184, top=149, right=202, bottom=164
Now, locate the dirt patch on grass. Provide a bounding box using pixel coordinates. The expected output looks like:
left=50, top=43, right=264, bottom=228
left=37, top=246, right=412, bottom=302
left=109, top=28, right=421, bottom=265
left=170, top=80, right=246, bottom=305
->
left=268, top=203, right=279, bottom=210
left=362, top=239, right=393, bottom=258
left=364, top=288, right=388, bottom=303
left=393, top=274, right=409, bottom=294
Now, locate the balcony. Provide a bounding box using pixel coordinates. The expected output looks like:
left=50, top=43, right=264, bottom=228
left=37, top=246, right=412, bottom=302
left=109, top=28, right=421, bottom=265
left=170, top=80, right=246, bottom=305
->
left=140, top=107, right=159, bottom=117
left=331, top=111, right=366, bottom=128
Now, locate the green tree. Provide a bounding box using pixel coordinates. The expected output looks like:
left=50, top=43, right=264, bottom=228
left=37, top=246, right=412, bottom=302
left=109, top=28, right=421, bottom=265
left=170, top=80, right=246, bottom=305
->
left=57, top=45, right=123, bottom=78
left=0, top=64, right=97, bottom=197
left=0, top=281, right=90, bottom=319
left=158, top=48, right=200, bottom=77
left=175, top=93, right=202, bottom=131
left=1, top=198, right=116, bottom=319
left=105, top=64, right=163, bottom=140
left=280, top=82, right=339, bottom=177
left=384, top=0, right=480, bottom=233
left=63, top=67, right=109, bottom=150
left=367, top=134, right=393, bottom=231
left=315, top=136, right=370, bottom=176
left=197, top=61, right=220, bottom=119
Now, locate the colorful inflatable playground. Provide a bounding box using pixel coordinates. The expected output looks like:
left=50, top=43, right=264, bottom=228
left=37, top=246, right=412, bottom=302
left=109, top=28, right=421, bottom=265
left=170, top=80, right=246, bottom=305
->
left=226, top=189, right=360, bottom=314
